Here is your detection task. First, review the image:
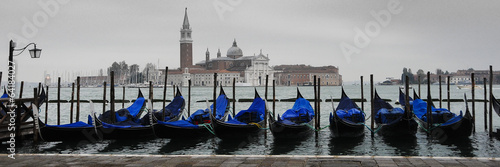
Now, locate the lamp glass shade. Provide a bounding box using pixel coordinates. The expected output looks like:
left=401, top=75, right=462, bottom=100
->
left=29, top=48, right=41, bottom=58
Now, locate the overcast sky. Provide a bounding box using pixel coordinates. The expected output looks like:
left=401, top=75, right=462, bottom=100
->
left=1, top=0, right=500, bottom=83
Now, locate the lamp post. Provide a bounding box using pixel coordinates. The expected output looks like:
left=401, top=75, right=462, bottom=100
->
left=8, top=40, right=41, bottom=142
left=8, top=39, right=41, bottom=97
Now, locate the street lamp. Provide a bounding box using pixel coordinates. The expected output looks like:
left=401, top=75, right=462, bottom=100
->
left=8, top=39, right=42, bottom=91
left=10, top=40, right=42, bottom=59
left=7, top=40, right=41, bottom=142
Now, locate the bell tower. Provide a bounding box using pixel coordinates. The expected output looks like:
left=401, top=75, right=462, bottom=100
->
left=180, top=8, right=193, bottom=69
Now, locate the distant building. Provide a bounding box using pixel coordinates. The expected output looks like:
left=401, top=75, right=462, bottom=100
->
left=274, top=65, right=342, bottom=86
left=165, top=8, right=274, bottom=87
left=76, top=76, right=108, bottom=87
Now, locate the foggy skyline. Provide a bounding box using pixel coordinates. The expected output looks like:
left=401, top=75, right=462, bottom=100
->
left=1, top=0, right=500, bottom=83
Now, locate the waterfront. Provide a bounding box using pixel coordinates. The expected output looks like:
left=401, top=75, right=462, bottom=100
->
left=2, top=85, right=500, bottom=157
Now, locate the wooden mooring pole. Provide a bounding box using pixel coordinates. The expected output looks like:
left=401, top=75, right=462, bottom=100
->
left=313, top=75, right=317, bottom=133
left=76, top=76, right=81, bottom=122
left=489, top=65, right=493, bottom=135
left=213, top=73, right=217, bottom=117
left=19, top=81, right=24, bottom=98
left=33, top=88, right=38, bottom=143
left=273, top=80, right=276, bottom=119
left=45, top=86, right=49, bottom=125
left=149, top=81, right=154, bottom=112
left=122, top=86, right=125, bottom=108
left=188, top=79, right=191, bottom=116
left=484, top=78, right=488, bottom=131
left=265, top=75, right=269, bottom=139
left=70, top=83, right=75, bottom=123
left=418, top=75, right=421, bottom=98
left=232, top=78, right=236, bottom=117
left=370, top=74, right=374, bottom=136
left=103, top=81, right=107, bottom=114
left=317, top=77, right=321, bottom=131
left=427, top=72, right=432, bottom=135
left=446, top=75, right=451, bottom=110
left=361, top=76, right=364, bottom=112
left=439, top=75, right=442, bottom=108
left=471, top=73, right=476, bottom=133
left=110, top=71, right=116, bottom=123
left=163, top=66, right=168, bottom=121
left=57, top=77, right=61, bottom=125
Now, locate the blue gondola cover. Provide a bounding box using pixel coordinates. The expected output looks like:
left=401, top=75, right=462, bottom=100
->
left=279, top=97, right=314, bottom=125
left=226, top=96, right=265, bottom=125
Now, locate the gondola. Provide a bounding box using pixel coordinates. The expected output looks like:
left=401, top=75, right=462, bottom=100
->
left=154, top=87, right=230, bottom=138
left=373, top=90, right=417, bottom=137
left=211, top=89, right=266, bottom=139
left=32, top=88, right=102, bottom=142
left=269, top=88, right=315, bottom=138
left=95, top=89, right=155, bottom=140
left=145, top=87, right=185, bottom=124
left=490, top=94, right=500, bottom=137
left=404, top=91, right=473, bottom=140
left=329, top=88, right=365, bottom=138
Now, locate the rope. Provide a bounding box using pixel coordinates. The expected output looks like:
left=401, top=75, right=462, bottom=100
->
left=358, top=123, right=382, bottom=134
left=415, top=119, right=442, bottom=132
left=302, top=123, right=330, bottom=132
left=316, top=125, right=330, bottom=131
left=248, top=122, right=269, bottom=130
left=201, top=123, right=216, bottom=135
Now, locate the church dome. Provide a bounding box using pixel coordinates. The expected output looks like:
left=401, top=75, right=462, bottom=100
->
left=227, top=39, right=243, bottom=59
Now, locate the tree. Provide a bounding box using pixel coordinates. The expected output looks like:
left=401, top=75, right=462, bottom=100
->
left=129, top=64, right=140, bottom=84
left=416, top=69, right=425, bottom=83
left=436, top=68, right=443, bottom=75
left=142, top=63, right=157, bottom=82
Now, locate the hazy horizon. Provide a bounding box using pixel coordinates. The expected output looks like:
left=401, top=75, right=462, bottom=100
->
left=2, top=1, right=499, bottom=83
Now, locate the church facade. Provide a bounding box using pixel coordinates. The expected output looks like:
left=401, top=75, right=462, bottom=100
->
left=163, top=8, right=274, bottom=87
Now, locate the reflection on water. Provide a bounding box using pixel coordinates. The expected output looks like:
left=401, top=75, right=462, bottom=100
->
left=271, top=135, right=312, bottom=155
left=215, top=133, right=263, bottom=155
left=159, top=137, right=212, bottom=154
left=441, top=137, right=475, bottom=157
left=382, top=135, right=418, bottom=156
left=329, top=136, right=364, bottom=155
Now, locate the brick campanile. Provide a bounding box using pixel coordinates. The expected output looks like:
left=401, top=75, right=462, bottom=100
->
left=180, top=8, right=193, bottom=69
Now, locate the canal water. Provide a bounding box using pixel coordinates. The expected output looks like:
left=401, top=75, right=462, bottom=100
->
left=3, top=85, right=500, bottom=157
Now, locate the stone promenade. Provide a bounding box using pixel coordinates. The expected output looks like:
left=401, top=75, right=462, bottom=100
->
left=1, top=154, right=499, bottom=167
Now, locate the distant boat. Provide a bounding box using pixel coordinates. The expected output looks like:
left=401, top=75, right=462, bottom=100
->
left=457, top=85, right=483, bottom=89
left=235, top=83, right=252, bottom=87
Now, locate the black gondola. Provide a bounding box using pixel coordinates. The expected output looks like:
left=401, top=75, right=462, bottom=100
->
left=211, top=89, right=266, bottom=139
left=154, top=87, right=230, bottom=138
left=269, top=88, right=315, bottom=138
left=329, top=88, right=365, bottom=138
left=373, top=90, right=417, bottom=137
left=402, top=91, right=473, bottom=140
left=96, top=90, right=156, bottom=140
left=34, top=88, right=102, bottom=142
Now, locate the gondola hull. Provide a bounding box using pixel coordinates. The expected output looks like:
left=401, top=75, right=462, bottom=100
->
left=269, top=115, right=313, bottom=138
left=99, top=126, right=155, bottom=140
left=376, top=117, right=418, bottom=137
left=415, top=115, right=473, bottom=140
left=329, top=116, right=365, bottom=138
left=40, top=126, right=102, bottom=142
left=153, top=124, right=211, bottom=138
left=211, top=117, right=264, bottom=139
